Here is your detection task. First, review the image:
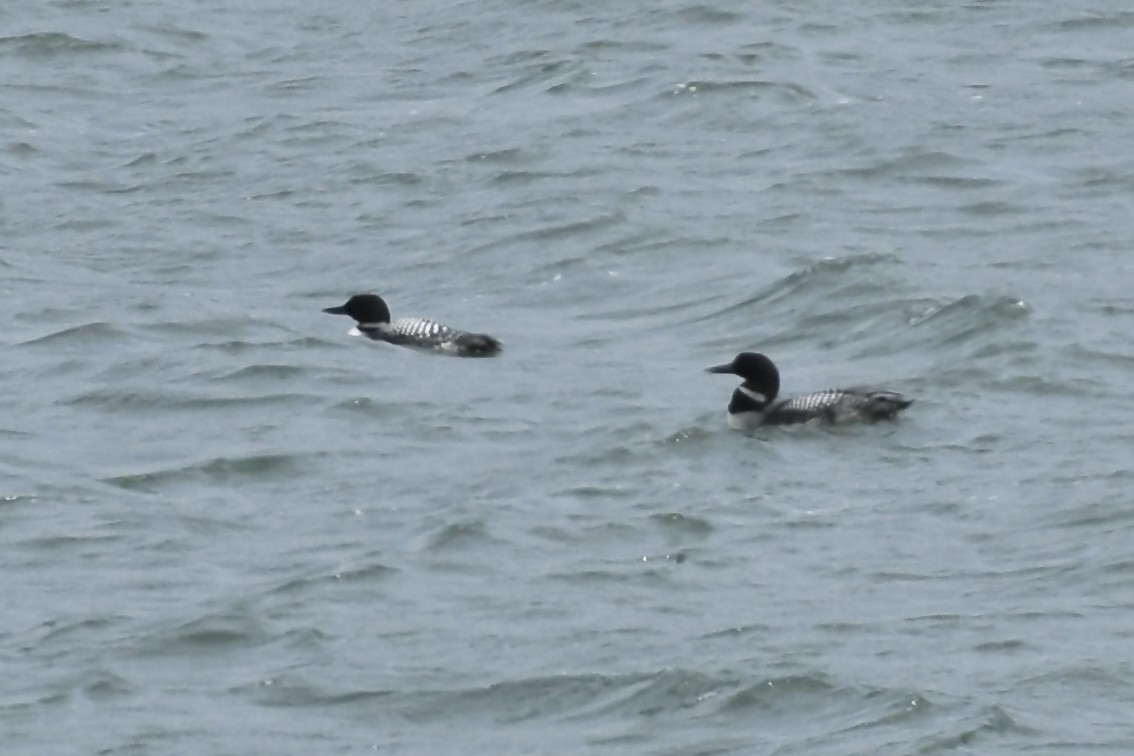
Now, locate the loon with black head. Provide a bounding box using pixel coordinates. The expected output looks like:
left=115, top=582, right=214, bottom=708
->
left=706, top=352, right=911, bottom=430
left=323, top=293, right=501, bottom=357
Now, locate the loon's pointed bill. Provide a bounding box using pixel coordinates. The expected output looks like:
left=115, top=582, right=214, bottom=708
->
left=323, top=293, right=501, bottom=357
left=707, top=351, right=910, bottom=429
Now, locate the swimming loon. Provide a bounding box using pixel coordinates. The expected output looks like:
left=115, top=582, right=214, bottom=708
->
left=706, top=352, right=911, bottom=429
left=323, top=293, right=501, bottom=357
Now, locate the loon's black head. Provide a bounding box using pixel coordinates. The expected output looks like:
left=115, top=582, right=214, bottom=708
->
left=706, top=352, right=781, bottom=400
left=323, top=294, right=392, bottom=326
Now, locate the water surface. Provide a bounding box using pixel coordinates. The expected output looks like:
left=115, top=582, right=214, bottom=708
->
left=4, top=0, right=1134, bottom=753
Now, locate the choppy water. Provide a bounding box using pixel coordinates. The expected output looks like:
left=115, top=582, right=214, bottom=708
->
left=4, top=1, right=1134, bottom=753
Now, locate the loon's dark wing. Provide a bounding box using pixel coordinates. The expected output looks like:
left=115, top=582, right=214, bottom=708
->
left=448, top=331, right=502, bottom=356
left=852, top=391, right=912, bottom=421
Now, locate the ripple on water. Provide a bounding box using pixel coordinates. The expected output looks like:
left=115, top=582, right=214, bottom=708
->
left=417, top=519, right=498, bottom=554
left=236, top=666, right=1004, bottom=752
left=18, top=322, right=126, bottom=347
left=698, top=253, right=904, bottom=323
left=64, top=388, right=322, bottom=413
left=131, top=609, right=268, bottom=657
left=103, top=453, right=308, bottom=493
left=0, top=32, right=123, bottom=58
left=648, top=511, right=714, bottom=538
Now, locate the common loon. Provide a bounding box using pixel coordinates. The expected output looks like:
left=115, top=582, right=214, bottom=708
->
left=706, top=352, right=911, bottom=429
left=323, top=293, right=501, bottom=357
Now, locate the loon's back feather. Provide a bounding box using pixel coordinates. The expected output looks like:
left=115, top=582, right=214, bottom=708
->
left=769, top=389, right=912, bottom=424
left=378, top=317, right=502, bottom=356
left=388, top=317, right=454, bottom=342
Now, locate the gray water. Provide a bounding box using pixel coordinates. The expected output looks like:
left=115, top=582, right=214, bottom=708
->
left=4, top=0, right=1134, bottom=753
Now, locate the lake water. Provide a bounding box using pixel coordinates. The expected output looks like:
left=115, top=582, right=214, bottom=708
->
left=4, top=1, right=1134, bottom=753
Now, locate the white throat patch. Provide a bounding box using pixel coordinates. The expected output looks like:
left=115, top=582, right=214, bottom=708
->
left=348, top=323, right=388, bottom=336
left=737, top=386, right=767, bottom=404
